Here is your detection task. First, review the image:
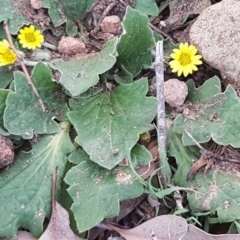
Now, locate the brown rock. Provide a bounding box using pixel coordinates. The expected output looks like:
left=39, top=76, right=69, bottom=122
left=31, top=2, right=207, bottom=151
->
left=31, top=0, right=41, bottom=9
left=164, top=78, right=188, bottom=108
left=0, top=135, right=14, bottom=169
left=58, top=37, right=86, bottom=54
left=189, top=0, right=240, bottom=87
left=101, top=15, right=122, bottom=35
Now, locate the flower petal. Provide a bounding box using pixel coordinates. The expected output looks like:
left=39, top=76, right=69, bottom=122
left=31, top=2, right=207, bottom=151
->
left=170, top=52, right=180, bottom=59
left=29, top=25, right=35, bottom=32
left=169, top=42, right=202, bottom=77
left=177, top=68, right=183, bottom=76
left=18, top=25, right=44, bottom=49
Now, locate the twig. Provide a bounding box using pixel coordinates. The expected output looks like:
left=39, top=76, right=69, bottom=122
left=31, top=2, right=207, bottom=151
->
left=155, top=40, right=171, bottom=185
left=42, top=42, right=57, bottom=51
left=183, top=129, right=205, bottom=151
left=149, top=23, right=176, bottom=43
left=174, top=190, right=184, bottom=210
left=3, top=20, right=45, bottom=112
left=23, top=60, right=48, bottom=66
left=90, top=1, right=118, bottom=36
left=184, top=129, right=240, bottom=164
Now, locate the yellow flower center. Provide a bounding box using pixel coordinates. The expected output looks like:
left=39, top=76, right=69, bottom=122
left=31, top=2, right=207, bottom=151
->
left=25, top=33, right=36, bottom=42
left=179, top=53, right=191, bottom=66
left=1, top=49, right=16, bottom=62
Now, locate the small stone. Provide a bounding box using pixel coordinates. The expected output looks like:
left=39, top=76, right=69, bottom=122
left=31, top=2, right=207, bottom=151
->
left=0, top=135, right=14, bottom=169
left=31, top=0, right=41, bottom=9
left=164, top=78, right=188, bottom=108
left=101, top=15, right=122, bottom=35
left=58, top=36, right=86, bottom=54
left=189, top=0, right=240, bottom=87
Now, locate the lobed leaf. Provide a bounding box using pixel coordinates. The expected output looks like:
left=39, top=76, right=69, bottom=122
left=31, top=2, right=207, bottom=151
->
left=65, top=146, right=149, bottom=232
left=68, top=78, right=156, bottom=169
left=4, top=63, right=69, bottom=139
left=116, top=7, right=155, bottom=77
left=49, top=37, right=118, bottom=97
left=169, top=128, right=240, bottom=223
left=173, top=76, right=240, bottom=147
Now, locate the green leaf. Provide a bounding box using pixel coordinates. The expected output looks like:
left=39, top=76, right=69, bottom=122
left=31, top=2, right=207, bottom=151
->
left=114, top=65, right=133, bottom=84
left=49, top=37, right=118, bottom=97
left=131, top=144, right=152, bottom=166
left=42, top=0, right=94, bottom=30
left=4, top=62, right=69, bottom=139
left=173, top=76, right=240, bottom=147
left=0, top=122, right=75, bottom=237
left=187, top=171, right=240, bottom=223
left=57, top=0, right=95, bottom=20
left=0, top=0, right=30, bottom=34
left=169, top=127, right=240, bottom=223
left=116, top=7, right=155, bottom=77
left=65, top=149, right=144, bottom=232
left=0, top=89, right=10, bottom=135
left=168, top=127, right=199, bottom=186
left=66, top=19, right=78, bottom=36
left=41, top=0, right=67, bottom=27
left=68, top=148, right=90, bottom=165
left=68, top=78, right=156, bottom=169
left=135, top=0, right=158, bottom=16
left=0, top=66, right=13, bottom=89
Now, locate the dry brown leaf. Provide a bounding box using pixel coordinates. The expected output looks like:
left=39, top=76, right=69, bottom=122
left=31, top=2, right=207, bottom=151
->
left=135, top=139, right=159, bottom=180
left=106, top=215, right=240, bottom=240
left=39, top=201, right=83, bottom=240
left=136, top=161, right=159, bottom=180
left=39, top=168, right=84, bottom=240
left=147, top=139, right=158, bottom=159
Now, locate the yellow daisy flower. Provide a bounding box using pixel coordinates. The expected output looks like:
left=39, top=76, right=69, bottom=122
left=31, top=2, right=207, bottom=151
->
left=169, top=42, right=203, bottom=77
left=0, top=39, right=17, bottom=66
left=18, top=25, right=44, bottom=50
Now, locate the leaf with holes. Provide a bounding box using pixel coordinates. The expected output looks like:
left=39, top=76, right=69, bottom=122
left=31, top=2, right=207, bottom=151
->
left=49, top=37, right=118, bottom=97
left=0, top=122, right=75, bottom=238
left=4, top=63, right=69, bottom=139
left=68, top=78, right=156, bottom=169
left=65, top=145, right=149, bottom=232
left=116, top=7, right=155, bottom=77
